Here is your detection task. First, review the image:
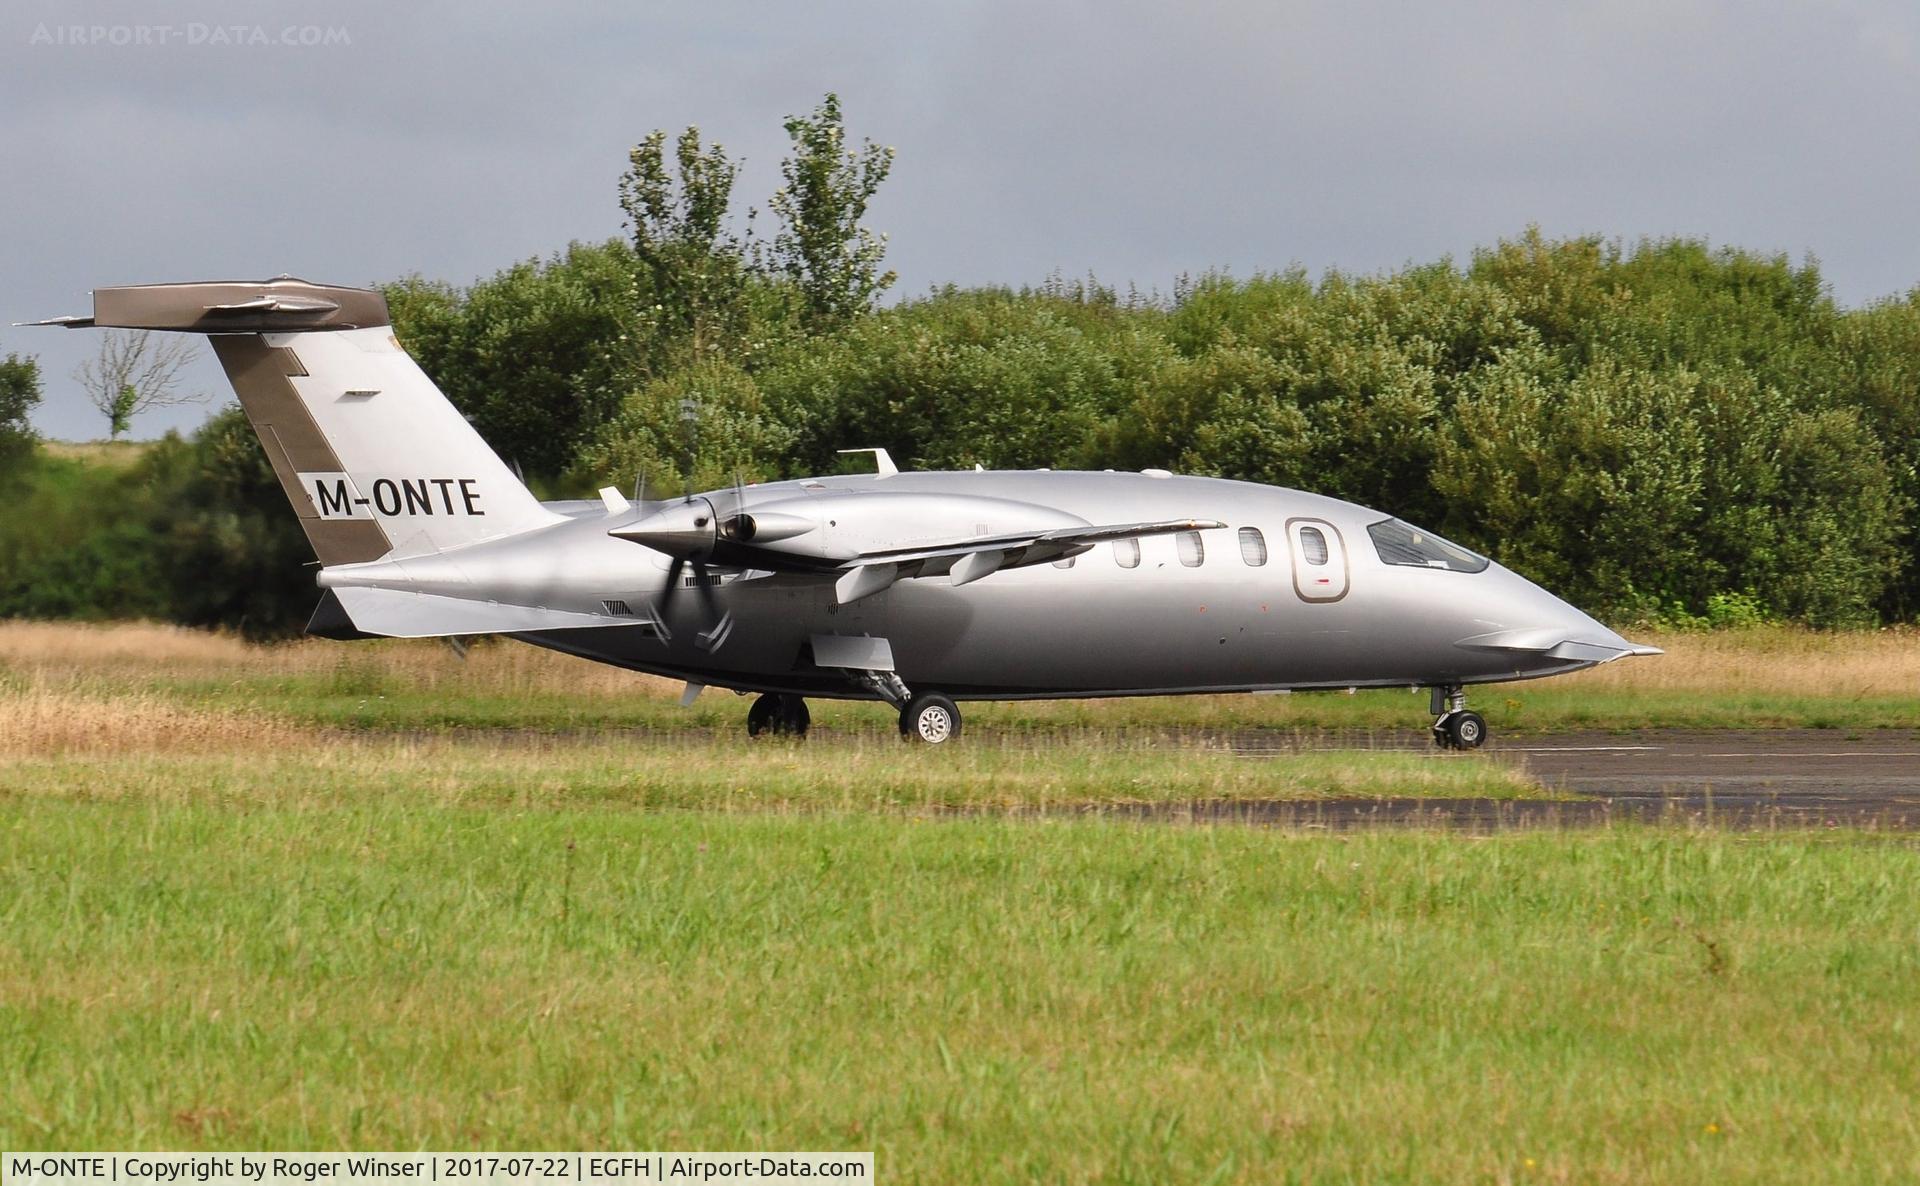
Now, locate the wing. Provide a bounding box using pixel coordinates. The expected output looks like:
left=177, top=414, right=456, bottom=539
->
left=610, top=486, right=1226, bottom=605
left=828, top=518, right=1225, bottom=602
left=849, top=517, right=1223, bottom=567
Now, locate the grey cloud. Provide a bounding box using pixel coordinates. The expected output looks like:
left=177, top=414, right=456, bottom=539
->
left=4, top=0, right=1916, bottom=440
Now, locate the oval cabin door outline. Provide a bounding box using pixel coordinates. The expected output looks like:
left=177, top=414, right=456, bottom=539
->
left=1287, top=517, right=1350, bottom=602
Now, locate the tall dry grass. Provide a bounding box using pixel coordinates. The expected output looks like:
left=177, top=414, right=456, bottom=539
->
left=5, top=619, right=1914, bottom=699
left=0, top=687, right=320, bottom=757
left=1566, top=625, right=1920, bottom=698
left=0, top=619, right=674, bottom=697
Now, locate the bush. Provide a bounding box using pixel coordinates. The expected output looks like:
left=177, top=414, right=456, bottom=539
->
left=0, top=409, right=314, bottom=638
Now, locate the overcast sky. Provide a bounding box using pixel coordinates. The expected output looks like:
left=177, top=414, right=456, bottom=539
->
left=4, top=0, right=1917, bottom=441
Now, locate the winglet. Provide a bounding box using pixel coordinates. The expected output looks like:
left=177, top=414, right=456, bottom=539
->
left=597, top=486, right=631, bottom=516
left=836, top=447, right=899, bottom=477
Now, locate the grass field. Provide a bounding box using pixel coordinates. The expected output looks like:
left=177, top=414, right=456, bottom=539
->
left=5, top=798, right=1919, bottom=1181
left=4, top=622, right=1920, bottom=1181
left=32, top=440, right=155, bottom=468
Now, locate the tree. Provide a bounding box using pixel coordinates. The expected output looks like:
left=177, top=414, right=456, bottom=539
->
left=619, top=127, right=753, bottom=370
left=150, top=407, right=317, bottom=638
left=72, top=330, right=203, bottom=438
left=385, top=241, right=637, bottom=480
left=1433, top=350, right=1710, bottom=619
left=768, top=92, right=897, bottom=327
left=576, top=360, right=796, bottom=497
left=0, top=352, right=40, bottom=479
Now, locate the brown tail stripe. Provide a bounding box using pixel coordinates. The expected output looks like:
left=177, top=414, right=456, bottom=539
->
left=211, top=335, right=392, bottom=566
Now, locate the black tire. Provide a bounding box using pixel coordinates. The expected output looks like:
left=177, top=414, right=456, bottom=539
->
left=748, top=694, right=810, bottom=739
left=775, top=696, right=811, bottom=738
left=746, top=693, right=780, bottom=738
left=1446, top=710, right=1487, bottom=750
left=900, top=693, right=961, bottom=744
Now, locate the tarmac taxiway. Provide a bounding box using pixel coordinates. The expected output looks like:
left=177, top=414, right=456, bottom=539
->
left=1176, top=728, right=1920, bottom=829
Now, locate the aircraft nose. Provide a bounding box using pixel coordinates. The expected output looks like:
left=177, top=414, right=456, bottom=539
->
left=1453, top=567, right=1662, bottom=664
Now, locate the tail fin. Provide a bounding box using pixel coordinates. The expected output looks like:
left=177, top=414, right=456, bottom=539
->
left=37, top=278, right=559, bottom=564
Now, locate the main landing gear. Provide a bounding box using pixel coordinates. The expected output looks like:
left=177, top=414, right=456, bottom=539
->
left=746, top=693, right=811, bottom=738
left=1430, top=684, right=1487, bottom=751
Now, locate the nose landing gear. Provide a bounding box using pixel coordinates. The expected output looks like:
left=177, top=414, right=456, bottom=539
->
left=1430, top=684, right=1487, bottom=750
left=899, top=692, right=962, bottom=744
left=845, top=668, right=963, bottom=744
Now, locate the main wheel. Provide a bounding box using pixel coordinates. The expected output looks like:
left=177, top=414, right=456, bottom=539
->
left=775, top=695, right=811, bottom=737
left=899, top=693, right=961, bottom=744
left=747, top=694, right=810, bottom=738
left=1444, top=710, right=1487, bottom=750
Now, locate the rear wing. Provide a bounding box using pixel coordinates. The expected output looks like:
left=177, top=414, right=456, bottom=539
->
left=20, top=277, right=388, bottom=334
left=24, top=277, right=558, bottom=567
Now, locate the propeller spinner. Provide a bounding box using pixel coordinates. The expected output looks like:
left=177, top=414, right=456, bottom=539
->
left=612, top=498, right=722, bottom=620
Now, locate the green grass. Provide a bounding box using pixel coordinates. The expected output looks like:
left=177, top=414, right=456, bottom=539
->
left=2, top=783, right=1918, bottom=1182
left=7, top=622, right=1920, bottom=1179
left=0, top=736, right=1543, bottom=811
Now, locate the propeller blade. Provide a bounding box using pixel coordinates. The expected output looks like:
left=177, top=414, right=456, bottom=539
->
left=658, top=556, right=686, bottom=617
left=691, top=561, right=721, bottom=620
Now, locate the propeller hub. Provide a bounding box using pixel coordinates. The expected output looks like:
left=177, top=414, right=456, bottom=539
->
left=610, top=498, right=718, bottom=561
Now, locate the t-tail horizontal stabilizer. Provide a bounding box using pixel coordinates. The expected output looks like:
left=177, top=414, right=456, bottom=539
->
left=310, top=587, right=636, bottom=640
left=29, top=278, right=561, bottom=569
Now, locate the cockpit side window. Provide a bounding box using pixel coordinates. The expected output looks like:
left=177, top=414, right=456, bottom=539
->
left=1366, top=518, right=1489, bottom=573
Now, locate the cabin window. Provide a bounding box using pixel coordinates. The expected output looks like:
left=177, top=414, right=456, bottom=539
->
left=1052, top=556, right=1076, bottom=569
left=1299, top=526, right=1329, bottom=566
left=1238, top=527, right=1268, bottom=566
left=1114, top=539, right=1140, bottom=569
left=1177, top=531, right=1205, bottom=567
left=1366, top=518, right=1489, bottom=573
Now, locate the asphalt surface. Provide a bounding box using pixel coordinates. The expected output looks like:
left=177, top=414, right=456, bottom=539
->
left=1139, top=729, right=1920, bottom=830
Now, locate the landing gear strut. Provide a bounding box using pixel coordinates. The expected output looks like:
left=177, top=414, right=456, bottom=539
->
left=1430, top=684, right=1486, bottom=750
left=746, top=693, right=811, bottom=738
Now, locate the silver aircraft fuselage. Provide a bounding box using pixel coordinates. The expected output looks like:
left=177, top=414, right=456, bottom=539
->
left=36, top=277, right=1654, bottom=741
left=324, top=469, right=1643, bottom=701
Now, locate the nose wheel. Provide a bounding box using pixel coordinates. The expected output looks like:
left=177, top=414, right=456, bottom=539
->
left=899, top=693, right=961, bottom=744
left=747, top=693, right=811, bottom=738
left=1430, top=685, right=1487, bottom=750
